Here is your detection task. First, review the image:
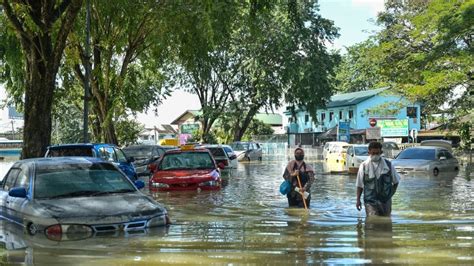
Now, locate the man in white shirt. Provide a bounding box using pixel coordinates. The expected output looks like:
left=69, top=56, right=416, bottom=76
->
left=356, top=141, right=400, bottom=216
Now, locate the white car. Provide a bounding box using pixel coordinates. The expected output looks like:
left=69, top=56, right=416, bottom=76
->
left=324, top=142, right=350, bottom=173
left=230, top=142, right=263, bottom=162
left=322, top=141, right=348, bottom=161
left=345, top=144, right=369, bottom=174
left=199, top=144, right=238, bottom=169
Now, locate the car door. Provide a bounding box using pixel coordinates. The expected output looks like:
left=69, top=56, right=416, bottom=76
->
left=436, top=150, right=450, bottom=171
left=249, top=143, right=257, bottom=160
left=443, top=151, right=458, bottom=171
left=0, top=167, right=20, bottom=221
left=6, top=164, right=30, bottom=222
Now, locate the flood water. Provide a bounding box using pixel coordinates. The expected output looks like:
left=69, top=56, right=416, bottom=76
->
left=0, top=154, right=473, bottom=265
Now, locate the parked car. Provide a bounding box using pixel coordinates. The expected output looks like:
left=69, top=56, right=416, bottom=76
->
left=345, top=144, right=369, bottom=174
left=198, top=144, right=238, bottom=169
left=382, top=142, right=401, bottom=159
left=322, top=141, right=348, bottom=161
left=230, top=141, right=262, bottom=161
left=149, top=147, right=223, bottom=191
left=45, top=143, right=137, bottom=181
left=391, top=146, right=459, bottom=176
left=122, top=145, right=176, bottom=176
left=325, top=142, right=350, bottom=173
left=0, top=157, right=169, bottom=241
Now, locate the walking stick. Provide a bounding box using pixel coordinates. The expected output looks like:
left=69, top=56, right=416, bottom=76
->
left=296, top=173, right=308, bottom=210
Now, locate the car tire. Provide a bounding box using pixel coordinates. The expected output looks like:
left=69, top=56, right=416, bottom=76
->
left=433, top=168, right=439, bottom=176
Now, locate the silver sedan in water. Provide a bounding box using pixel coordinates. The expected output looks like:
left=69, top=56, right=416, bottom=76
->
left=391, top=146, right=459, bottom=176
left=0, top=157, right=169, bottom=241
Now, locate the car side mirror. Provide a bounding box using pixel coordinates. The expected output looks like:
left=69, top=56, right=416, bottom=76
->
left=128, top=156, right=135, bottom=163
left=439, top=156, right=447, bottom=160
left=9, top=187, right=27, bottom=198
left=229, top=155, right=237, bottom=160
left=134, top=180, right=145, bottom=190
left=217, top=162, right=226, bottom=169
left=148, top=163, right=157, bottom=173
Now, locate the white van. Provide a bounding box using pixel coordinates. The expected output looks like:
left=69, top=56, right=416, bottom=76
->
left=324, top=142, right=350, bottom=173
left=322, top=141, right=348, bottom=161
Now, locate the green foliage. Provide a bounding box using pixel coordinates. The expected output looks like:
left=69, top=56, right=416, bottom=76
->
left=115, top=119, right=144, bottom=146
left=242, top=119, right=274, bottom=141
left=458, top=122, right=473, bottom=151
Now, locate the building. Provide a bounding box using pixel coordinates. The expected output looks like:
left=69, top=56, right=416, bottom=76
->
left=136, top=125, right=178, bottom=144
left=0, top=87, right=24, bottom=137
left=284, top=88, right=422, bottom=142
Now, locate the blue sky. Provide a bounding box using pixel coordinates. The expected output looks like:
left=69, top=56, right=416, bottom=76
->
left=137, top=0, right=385, bottom=126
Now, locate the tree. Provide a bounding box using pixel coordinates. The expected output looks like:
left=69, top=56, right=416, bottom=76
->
left=375, top=0, right=473, bottom=116
left=334, top=39, right=389, bottom=92
left=64, top=0, right=170, bottom=144
left=1, top=0, right=83, bottom=158
left=242, top=119, right=274, bottom=141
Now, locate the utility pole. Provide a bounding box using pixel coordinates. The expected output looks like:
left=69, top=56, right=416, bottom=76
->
left=83, top=0, right=91, bottom=143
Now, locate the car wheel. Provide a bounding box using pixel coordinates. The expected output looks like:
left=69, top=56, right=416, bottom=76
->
left=433, top=168, right=439, bottom=176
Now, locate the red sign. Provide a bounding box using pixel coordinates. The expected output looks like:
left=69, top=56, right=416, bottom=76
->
left=369, top=118, right=377, bottom=127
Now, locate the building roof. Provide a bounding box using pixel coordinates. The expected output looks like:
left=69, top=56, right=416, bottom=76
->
left=170, top=110, right=202, bottom=125
left=326, top=87, right=388, bottom=108
left=255, top=113, right=282, bottom=126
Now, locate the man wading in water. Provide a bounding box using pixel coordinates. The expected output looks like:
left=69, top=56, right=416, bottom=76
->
left=356, top=141, right=400, bottom=216
left=283, top=148, right=315, bottom=208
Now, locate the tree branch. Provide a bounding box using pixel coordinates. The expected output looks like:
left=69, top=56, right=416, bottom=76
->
left=51, top=0, right=72, bottom=23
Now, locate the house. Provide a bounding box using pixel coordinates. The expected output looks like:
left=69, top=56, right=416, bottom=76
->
left=136, top=125, right=178, bottom=144
left=284, top=88, right=422, bottom=142
left=0, top=87, right=24, bottom=136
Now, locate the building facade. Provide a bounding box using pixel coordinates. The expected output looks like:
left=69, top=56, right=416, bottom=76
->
left=285, top=88, right=422, bottom=140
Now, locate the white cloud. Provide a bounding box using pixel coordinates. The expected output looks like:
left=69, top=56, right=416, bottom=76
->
left=351, top=0, right=385, bottom=15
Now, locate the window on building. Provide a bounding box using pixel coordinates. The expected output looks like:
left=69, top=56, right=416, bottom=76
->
left=329, top=112, right=334, bottom=121
left=339, top=111, right=343, bottom=120
left=349, top=110, right=354, bottom=119
left=407, top=107, right=417, bottom=118
left=305, top=114, right=309, bottom=123
left=321, top=112, right=326, bottom=122
left=288, top=117, right=293, bottom=123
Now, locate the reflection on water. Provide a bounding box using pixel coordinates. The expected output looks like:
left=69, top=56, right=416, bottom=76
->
left=0, top=155, right=473, bottom=264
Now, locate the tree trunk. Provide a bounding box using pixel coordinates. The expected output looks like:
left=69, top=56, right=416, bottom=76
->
left=232, top=106, right=259, bottom=142
left=21, top=50, right=55, bottom=158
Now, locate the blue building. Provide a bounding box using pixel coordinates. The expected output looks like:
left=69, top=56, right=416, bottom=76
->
left=285, top=88, right=422, bottom=139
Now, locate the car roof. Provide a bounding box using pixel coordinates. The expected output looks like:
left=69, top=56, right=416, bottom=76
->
left=164, top=148, right=210, bottom=154
left=47, top=143, right=118, bottom=149
left=349, top=144, right=368, bottom=147
left=15, top=156, right=104, bottom=166
left=405, top=146, right=448, bottom=151
left=123, top=144, right=163, bottom=149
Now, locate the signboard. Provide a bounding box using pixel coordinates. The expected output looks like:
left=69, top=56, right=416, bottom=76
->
left=366, top=127, right=381, bottom=140
left=180, top=123, right=199, bottom=134
left=369, top=118, right=377, bottom=127
left=379, top=119, right=409, bottom=137
left=337, top=121, right=351, bottom=142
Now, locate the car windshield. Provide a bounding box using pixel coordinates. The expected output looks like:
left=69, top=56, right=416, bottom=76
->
left=123, top=146, right=153, bottom=158
left=47, top=147, right=93, bottom=157
left=354, top=146, right=368, bottom=156
left=159, top=152, right=214, bottom=170
left=207, top=147, right=226, bottom=157
left=231, top=143, right=248, bottom=151
left=34, top=162, right=135, bottom=199
left=396, top=148, right=436, bottom=160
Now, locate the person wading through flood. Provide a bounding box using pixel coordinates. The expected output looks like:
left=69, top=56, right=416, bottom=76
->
left=356, top=141, right=400, bottom=216
left=283, top=148, right=315, bottom=208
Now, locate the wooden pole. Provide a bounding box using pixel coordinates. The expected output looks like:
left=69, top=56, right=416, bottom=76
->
left=296, top=173, right=308, bottom=210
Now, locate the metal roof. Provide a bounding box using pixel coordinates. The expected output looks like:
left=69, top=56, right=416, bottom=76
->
left=326, top=87, right=389, bottom=108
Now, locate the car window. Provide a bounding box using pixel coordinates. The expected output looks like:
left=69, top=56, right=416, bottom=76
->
left=159, top=152, right=214, bottom=170
left=34, top=162, right=135, bottom=199
left=397, top=148, right=436, bottom=160
left=47, top=147, right=94, bottom=157
left=99, top=147, right=116, bottom=162
left=115, top=148, right=128, bottom=163
left=123, top=146, right=154, bottom=158
left=207, top=147, right=226, bottom=157
left=444, top=151, right=454, bottom=159
left=255, top=143, right=261, bottom=149
left=13, top=164, right=30, bottom=189
left=231, top=143, right=248, bottom=151
left=354, top=146, right=368, bottom=156
left=3, top=168, right=20, bottom=191
left=157, top=148, right=165, bottom=157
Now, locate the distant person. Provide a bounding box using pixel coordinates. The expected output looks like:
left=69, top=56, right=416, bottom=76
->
left=356, top=141, right=400, bottom=216
left=283, top=148, right=315, bottom=208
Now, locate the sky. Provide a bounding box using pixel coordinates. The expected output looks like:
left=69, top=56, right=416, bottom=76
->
left=0, top=0, right=386, bottom=129
left=137, top=0, right=385, bottom=128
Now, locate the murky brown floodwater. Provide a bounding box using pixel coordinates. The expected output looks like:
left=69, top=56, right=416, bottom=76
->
left=0, top=154, right=473, bottom=265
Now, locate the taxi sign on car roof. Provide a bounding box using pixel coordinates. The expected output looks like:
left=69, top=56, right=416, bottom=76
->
left=180, top=144, right=196, bottom=150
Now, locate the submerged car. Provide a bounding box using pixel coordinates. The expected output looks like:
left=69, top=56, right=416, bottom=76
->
left=322, top=141, right=348, bottom=161
left=122, top=145, right=176, bottom=176
left=45, top=143, right=137, bottom=181
left=198, top=144, right=237, bottom=169
left=149, top=147, right=223, bottom=191
left=391, top=146, right=459, bottom=176
left=345, top=144, right=368, bottom=174
left=324, top=142, right=350, bottom=173
left=230, top=141, right=262, bottom=161
left=382, top=142, right=401, bottom=159
left=0, top=157, right=169, bottom=241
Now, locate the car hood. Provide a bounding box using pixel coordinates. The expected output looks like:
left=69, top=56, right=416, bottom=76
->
left=35, top=192, right=166, bottom=222
left=391, top=159, right=432, bottom=168
left=152, top=169, right=220, bottom=184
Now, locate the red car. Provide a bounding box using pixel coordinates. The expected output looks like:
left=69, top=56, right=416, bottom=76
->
left=149, top=147, right=223, bottom=191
